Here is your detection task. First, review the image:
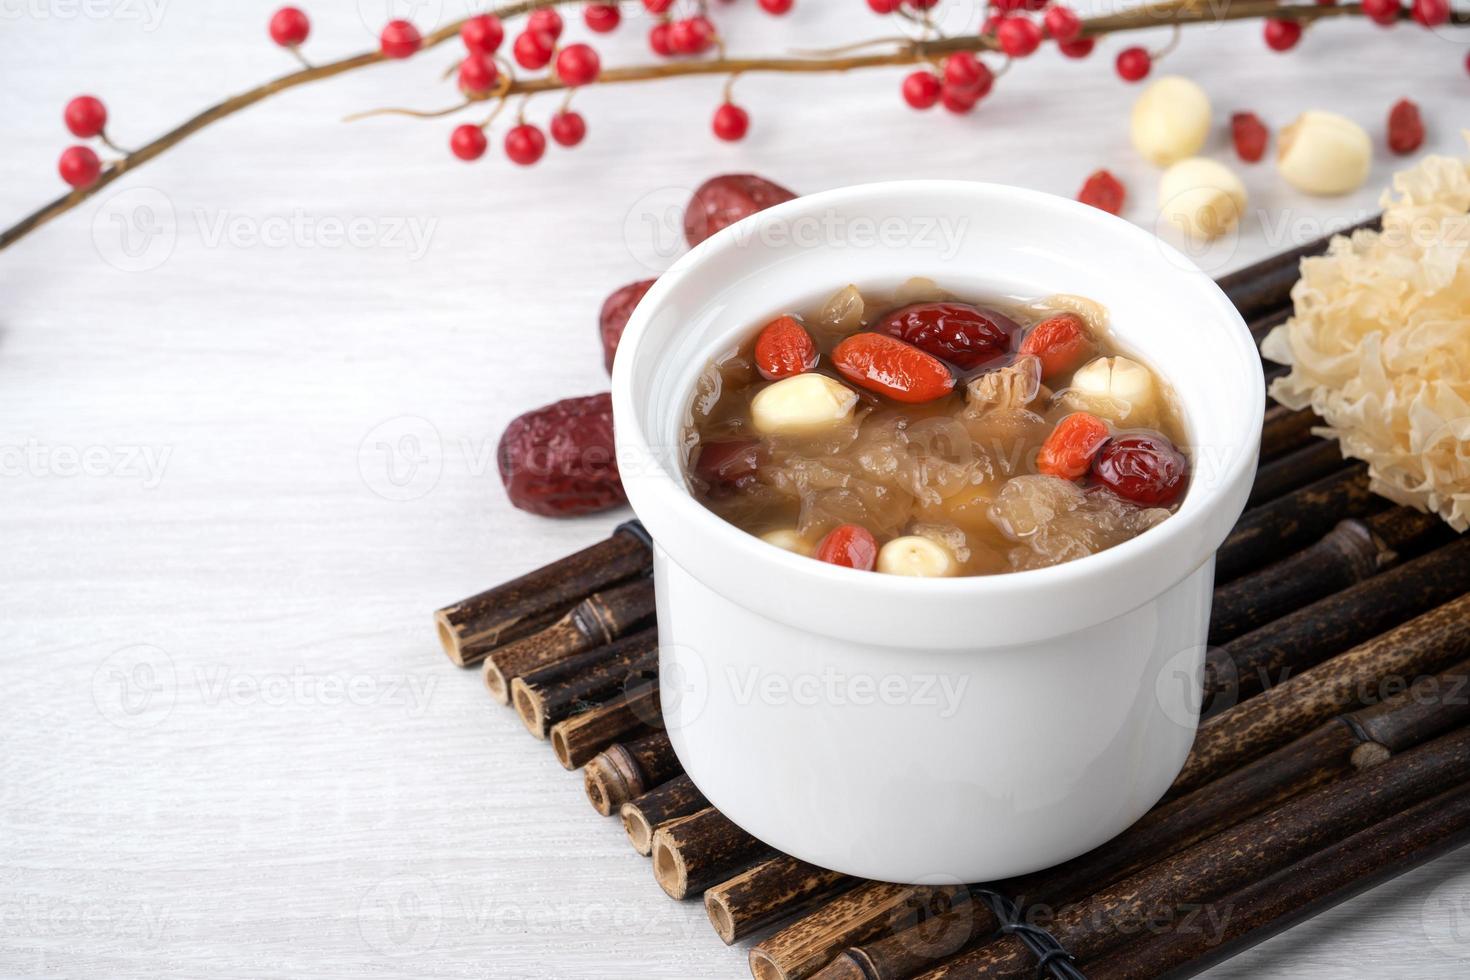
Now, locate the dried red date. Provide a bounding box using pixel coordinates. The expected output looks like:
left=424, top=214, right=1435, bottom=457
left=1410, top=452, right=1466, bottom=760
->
left=693, top=439, right=764, bottom=490
left=498, top=393, right=626, bottom=516
left=1091, top=433, right=1188, bottom=507
left=875, top=302, right=1016, bottom=370
left=600, top=278, right=657, bottom=373
left=683, top=174, right=797, bottom=247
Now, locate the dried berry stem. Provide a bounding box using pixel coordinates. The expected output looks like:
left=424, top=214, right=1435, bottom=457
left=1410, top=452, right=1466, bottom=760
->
left=1, top=0, right=1464, bottom=252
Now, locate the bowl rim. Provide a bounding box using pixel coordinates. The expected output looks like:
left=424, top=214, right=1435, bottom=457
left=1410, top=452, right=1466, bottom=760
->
left=611, top=179, right=1264, bottom=645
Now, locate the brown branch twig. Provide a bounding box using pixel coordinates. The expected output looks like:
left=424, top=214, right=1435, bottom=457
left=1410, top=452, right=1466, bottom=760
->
left=1, top=0, right=1462, bottom=252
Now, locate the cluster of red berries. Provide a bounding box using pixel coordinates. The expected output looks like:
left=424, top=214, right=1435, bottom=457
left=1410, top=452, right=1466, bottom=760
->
left=1263, top=0, right=1448, bottom=52
left=57, top=96, right=110, bottom=188
left=874, top=0, right=1112, bottom=110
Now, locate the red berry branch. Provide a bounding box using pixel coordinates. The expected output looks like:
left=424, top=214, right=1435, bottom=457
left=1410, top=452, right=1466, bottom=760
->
left=5, top=0, right=1468, bottom=251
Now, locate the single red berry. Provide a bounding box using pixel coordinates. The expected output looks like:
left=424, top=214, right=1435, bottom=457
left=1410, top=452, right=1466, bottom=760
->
left=505, top=123, right=547, bottom=165
left=902, top=71, right=943, bottom=110
left=1412, top=0, right=1449, bottom=25
left=450, top=124, right=488, bottom=161
left=643, top=0, right=674, bottom=12
left=1038, top=412, right=1111, bottom=481
left=268, top=7, right=310, bottom=47
left=1076, top=170, right=1126, bottom=216
left=943, top=53, right=993, bottom=97
left=461, top=14, right=505, bottom=54
left=584, top=4, right=621, bottom=32
left=1091, top=434, right=1189, bottom=507
left=712, top=102, right=750, bottom=141
left=1043, top=5, right=1081, bottom=41
left=63, top=95, right=107, bottom=138
left=380, top=20, right=421, bottom=58
left=754, top=315, right=819, bottom=379
left=670, top=16, right=715, bottom=54
left=649, top=22, right=675, bottom=56
left=1019, top=312, right=1096, bottom=378
left=1388, top=98, right=1425, bottom=154
left=815, top=524, right=879, bottom=571
left=1115, top=46, right=1152, bottom=82
left=58, top=145, right=101, bottom=188
left=760, top=0, right=795, bottom=12
left=513, top=29, right=556, bottom=69
left=528, top=8, right=564, bottom=39
left=867, top=0, right=902, bottom=11
left=556, top=43, right=601, bottom=85
left=1058, top=37, right=1095, bottom=58
left=1362, top=0, right=1400, bottom=25
left=1263, top=18, right=1303, bottom=51
left=550, top=109, right=587, bottom=147
left=996, top=17, right=1043, bottom=57
left=941, top=84, right=980, bottom=114
left=1231, top=111, right=1269, bottom=163
left=458, top=53, right=499, bottom=96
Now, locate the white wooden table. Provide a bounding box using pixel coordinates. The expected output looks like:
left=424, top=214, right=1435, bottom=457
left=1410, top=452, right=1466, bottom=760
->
left=2, top=2, right=1468, bottom=976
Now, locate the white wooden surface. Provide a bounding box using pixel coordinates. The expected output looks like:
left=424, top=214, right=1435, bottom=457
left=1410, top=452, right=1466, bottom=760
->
left=3, top=2, right=1469, bottom=976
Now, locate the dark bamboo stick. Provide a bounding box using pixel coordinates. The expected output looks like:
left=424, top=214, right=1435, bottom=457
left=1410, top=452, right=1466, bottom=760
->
left=916, top=727, right=1470, bottom=979
left=1209, top=519, right=1387, bottom=647
left=1209, top=507, right=1448, bottom=646
left=706, top=855, right=856, bottom=945
left=583, top=730, right=680, bottom=816
left=1246, top=438, right=1347, bottom=507
left=813, top=898, right=994, bottom=980
left=1349, top=657, right=1470, bottom=755
left=510, top=628, right=658, bottom=738
left=1082, top=780, right=1470, bottom=980
left=751, top=884, right=962, bottom=980
left=651, top=806, right=774, bottom=900
left=1205, top=537, right=1470, bottom=708
left=1257, top=405, right=1322, bottom=462
left=482, top=578, right=656, bottom=702
left=619, top=774, right=709, bottom=855
left=1215, top=214, right=1378, bottom=324
left=434, top=523, right=651, bottom=666
left=549, top=684, right=661, bottom=770
left=1179, top=594, right=1470, bottom=794
left=1215, top=463, right=1381, bottom=582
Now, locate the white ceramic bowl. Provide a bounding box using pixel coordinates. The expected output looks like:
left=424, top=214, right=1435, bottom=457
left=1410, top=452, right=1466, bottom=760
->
left=611, top=180, right=1263, bottom=884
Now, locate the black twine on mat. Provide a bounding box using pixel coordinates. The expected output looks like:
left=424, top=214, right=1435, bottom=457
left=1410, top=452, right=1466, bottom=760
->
left=971, top=888, right=1088, bottom=980
left=615, top=519, right=655, bottom=554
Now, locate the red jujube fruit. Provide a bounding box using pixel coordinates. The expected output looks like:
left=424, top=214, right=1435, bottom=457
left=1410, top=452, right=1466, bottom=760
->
left=874, top=302, right=1017, bottom=370
left=498, top=393, right=626, bottom=516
